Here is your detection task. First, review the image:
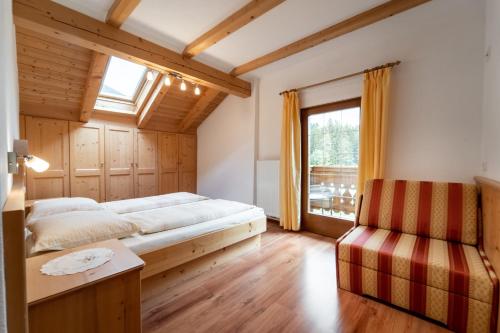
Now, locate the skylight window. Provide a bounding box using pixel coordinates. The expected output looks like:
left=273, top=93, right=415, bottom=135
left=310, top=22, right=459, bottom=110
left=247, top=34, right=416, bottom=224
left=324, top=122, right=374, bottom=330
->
left=99, top=56, right=147, bottom=103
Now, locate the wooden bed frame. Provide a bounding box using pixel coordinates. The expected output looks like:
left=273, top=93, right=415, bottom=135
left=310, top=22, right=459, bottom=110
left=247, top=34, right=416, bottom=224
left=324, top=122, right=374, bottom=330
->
left=1, top=167, right=267, bottom=333
left=139, top=217, right=266, bottom=279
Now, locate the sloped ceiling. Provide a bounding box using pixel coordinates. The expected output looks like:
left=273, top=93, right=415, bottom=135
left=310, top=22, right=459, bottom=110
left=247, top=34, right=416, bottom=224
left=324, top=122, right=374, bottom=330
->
left=54, top=0, right=387, bottom=74
left=18, top=0, right=414, bottom=132
left=16, top=27, right=220, bottom=133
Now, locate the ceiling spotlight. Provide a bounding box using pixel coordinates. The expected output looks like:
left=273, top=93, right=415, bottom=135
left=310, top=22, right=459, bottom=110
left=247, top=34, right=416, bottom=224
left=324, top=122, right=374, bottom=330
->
left=194, top=85, right=201, bottom=96
left=164, top=75, right=171, bottom=86
left=180, top=79, right=187, bottom=91
left=146, top=70, right=154, bottom=81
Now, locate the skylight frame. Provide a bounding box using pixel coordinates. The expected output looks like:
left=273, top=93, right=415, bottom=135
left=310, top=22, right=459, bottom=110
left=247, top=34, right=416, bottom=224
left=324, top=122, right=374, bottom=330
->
left=98, top=56, right=149, bottom=105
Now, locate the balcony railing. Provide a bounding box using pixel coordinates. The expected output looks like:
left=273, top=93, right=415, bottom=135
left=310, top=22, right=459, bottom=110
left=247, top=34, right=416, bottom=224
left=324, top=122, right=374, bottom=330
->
left=309, top=166, right=358, bottom=220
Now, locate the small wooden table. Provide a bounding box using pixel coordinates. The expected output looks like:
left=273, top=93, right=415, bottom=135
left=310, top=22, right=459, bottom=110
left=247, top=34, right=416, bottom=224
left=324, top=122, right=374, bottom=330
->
left=27, top=239, right=144, bottom=333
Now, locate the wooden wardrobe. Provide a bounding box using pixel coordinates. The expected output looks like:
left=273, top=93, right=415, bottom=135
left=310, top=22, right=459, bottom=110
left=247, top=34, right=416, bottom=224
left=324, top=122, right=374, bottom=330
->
left=23, top=116, right=197, bottom=201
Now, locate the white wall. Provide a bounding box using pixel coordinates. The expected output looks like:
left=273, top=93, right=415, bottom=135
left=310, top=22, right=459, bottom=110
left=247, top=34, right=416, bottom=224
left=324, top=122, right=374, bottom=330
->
left=480, top=0, right=500, bottom=180
left=198, top=0, right=487, bottom=204
left=0, top=0, right=20, bottom=330
left=257, top=0, right=485, bottom=183
left=197, top=82, right=258, bottom=204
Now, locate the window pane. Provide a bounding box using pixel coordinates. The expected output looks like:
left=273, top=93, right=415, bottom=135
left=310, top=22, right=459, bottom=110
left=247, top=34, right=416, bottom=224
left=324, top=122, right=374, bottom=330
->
left=99, top=56, right=147, bottom=102
left=308, top=105, right=360, bottom=221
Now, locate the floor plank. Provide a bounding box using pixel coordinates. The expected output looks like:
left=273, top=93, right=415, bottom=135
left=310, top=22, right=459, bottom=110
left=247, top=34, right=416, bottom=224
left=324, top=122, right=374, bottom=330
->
left=142, top=222, right=449, bottom=333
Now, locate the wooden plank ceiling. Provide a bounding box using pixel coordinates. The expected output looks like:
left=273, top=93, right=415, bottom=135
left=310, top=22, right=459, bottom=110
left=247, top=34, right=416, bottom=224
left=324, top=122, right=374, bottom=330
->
left=15, top=0, right=432, bottom=133
left=15, top=26, right=224, bottom=133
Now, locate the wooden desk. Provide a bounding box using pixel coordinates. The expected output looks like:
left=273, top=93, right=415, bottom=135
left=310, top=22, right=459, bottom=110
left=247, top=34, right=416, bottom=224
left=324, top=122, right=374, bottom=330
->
left=27, top=239, right=144, bottom=333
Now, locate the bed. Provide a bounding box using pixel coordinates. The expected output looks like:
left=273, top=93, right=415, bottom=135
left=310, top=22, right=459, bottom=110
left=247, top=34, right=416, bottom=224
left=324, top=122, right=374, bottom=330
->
left=25, top=193, right=267, bottom=279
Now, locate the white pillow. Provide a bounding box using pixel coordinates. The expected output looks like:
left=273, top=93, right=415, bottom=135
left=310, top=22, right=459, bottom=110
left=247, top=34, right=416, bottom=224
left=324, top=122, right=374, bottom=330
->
left=28, top=210, right=138, bottom=253
left=29, top=197, right=103, bottom=221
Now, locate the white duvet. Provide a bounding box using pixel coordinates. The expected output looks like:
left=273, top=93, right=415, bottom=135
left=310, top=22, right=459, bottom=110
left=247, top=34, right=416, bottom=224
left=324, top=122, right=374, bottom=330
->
left=123, top=199, right=255, bottom=234
left=100, top=192, right=208, bottom=214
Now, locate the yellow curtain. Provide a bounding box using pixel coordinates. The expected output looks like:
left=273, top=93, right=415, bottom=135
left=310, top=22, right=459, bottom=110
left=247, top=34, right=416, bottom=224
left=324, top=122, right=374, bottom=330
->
left=357, top=67, right=392, bottom=196
left=280, top=91, right=301, bottom=231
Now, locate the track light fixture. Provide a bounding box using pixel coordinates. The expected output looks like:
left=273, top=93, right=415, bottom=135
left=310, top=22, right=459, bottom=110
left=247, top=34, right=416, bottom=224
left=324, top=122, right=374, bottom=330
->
left=161, top=71, right=202, bottom=96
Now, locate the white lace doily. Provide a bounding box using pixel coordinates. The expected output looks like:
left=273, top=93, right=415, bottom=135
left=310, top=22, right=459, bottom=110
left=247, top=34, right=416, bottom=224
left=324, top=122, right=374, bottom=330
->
left=41, top=248, right=114, bottom=276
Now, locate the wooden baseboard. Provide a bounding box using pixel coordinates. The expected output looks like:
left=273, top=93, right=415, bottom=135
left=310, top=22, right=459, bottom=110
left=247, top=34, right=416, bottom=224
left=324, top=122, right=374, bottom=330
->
left=141, top=234, right=261, bottom=312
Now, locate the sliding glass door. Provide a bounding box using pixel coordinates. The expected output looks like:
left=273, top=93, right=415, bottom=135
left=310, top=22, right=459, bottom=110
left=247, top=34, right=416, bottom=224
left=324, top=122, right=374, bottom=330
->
left=301, top=98, right=361, bottom=238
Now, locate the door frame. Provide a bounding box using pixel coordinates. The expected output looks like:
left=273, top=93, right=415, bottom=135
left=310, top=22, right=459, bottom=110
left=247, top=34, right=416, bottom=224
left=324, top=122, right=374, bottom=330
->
left=300, top=97, right=361, bottom=239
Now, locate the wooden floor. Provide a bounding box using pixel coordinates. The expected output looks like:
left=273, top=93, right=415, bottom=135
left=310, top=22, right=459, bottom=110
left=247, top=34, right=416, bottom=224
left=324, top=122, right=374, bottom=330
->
left=142, top=221, right=449, bottom=333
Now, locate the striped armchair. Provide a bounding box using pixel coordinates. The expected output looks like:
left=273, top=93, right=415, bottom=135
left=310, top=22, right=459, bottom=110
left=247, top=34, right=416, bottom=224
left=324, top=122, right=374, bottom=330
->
left=335, top=179, right=499, bottom=333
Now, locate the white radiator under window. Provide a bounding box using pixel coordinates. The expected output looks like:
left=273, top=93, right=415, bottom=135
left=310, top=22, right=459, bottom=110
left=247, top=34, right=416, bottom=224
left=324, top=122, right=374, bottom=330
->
left=256, top=160, right=280, bottom=219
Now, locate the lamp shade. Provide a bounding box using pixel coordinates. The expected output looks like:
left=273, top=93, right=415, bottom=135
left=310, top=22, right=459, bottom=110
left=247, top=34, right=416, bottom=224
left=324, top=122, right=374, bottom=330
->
left=25, top=155, right=49, bottom=173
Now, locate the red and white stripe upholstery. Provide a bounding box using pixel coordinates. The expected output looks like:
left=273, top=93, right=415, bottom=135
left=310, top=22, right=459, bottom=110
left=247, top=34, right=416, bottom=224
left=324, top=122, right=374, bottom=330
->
left=359, top=179, right=478, bottom=245
left=336, top=179, right=499, bottom=333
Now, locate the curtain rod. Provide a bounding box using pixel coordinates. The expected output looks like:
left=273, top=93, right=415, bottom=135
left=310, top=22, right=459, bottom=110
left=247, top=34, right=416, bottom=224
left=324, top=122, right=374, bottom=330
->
left=279, top=61, right=401, bottom=96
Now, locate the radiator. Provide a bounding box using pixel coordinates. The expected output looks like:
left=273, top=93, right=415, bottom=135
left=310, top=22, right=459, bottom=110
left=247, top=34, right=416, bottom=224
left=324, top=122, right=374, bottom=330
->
left=256, top=160, right=280, bottom=219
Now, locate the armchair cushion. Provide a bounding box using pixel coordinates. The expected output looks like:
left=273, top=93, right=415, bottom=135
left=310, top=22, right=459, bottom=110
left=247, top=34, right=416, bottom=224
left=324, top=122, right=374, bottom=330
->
left=337, top=226, right=494, bottom=304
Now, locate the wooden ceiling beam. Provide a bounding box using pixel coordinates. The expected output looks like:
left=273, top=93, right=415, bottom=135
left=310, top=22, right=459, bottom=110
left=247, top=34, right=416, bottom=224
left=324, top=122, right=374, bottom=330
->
left=137, top=75, right=171, bottom=128
left=178, top=89, right=225, bottom=132
left=81, top=0, right=140, bottom=121
left=80, top=52, right=109, bottom=122
left=183, top=0, right=285, bottom=58
left=231, top=0, right=431, bottom=76
left=106, top=0, right=141, bottom=27
left=13, top=0, right=251, bottom=97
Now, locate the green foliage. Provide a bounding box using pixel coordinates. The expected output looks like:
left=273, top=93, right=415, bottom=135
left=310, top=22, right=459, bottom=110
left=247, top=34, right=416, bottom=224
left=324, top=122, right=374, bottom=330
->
left=309, top=118, right=359, bottom=167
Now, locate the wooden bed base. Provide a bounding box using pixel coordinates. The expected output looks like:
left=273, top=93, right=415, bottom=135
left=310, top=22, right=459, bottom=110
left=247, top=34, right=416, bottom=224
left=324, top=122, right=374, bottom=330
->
left=141, top=233, right=262, bottom=311
left=139, top=216, right=267, bottom=279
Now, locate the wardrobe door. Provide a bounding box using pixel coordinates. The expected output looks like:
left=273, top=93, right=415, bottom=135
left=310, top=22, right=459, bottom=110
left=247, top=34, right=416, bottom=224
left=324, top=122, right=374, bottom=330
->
left=158, top=133, right=179, bottom=194
left=25, top=116, right=70, bottom=200
left=134, top=129, right=158, bottom=198
left=105, top=125, right=134, bottom=201
left=69, top=122, right=105, bottom=202
left=178, top=134, right=197, bottom=193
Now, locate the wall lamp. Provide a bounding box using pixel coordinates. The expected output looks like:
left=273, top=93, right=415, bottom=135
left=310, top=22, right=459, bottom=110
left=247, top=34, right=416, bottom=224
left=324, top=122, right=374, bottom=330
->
left=7, top=140, right=49, bottom=174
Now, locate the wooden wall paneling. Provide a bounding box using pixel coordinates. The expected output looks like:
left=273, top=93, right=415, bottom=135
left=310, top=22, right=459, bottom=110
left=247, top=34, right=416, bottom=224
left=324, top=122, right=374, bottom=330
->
left=179, top=134, right=197, bottom=193
left=105, top=125, right=135, bottom=201
left=20, top=114, right=26, bottom=139
left=20, top=103, right=81, bottom=122
left=13, top=0, right=252, bottom=97
left=25, top=116, right=70, bottom=200
left=178, top=88, right=220, bottom=132
left=134, top=129, right=158, bottom=197
left=69, top=122, right=105, bottom=202
left=158, top=133, right=179, bottom=194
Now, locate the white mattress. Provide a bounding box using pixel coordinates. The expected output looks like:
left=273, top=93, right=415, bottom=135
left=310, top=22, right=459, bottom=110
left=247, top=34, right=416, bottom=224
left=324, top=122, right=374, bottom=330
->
left=122, top=207, right=266, bottom=255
